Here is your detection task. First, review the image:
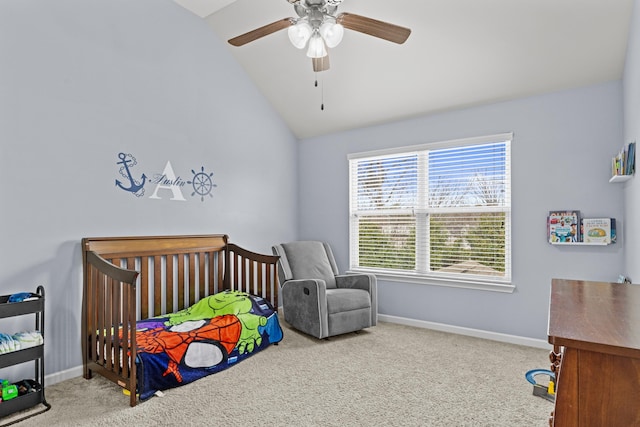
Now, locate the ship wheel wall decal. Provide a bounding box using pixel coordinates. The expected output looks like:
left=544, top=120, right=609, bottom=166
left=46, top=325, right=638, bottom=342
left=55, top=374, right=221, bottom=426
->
left=188, top=166, right=217, bottom=201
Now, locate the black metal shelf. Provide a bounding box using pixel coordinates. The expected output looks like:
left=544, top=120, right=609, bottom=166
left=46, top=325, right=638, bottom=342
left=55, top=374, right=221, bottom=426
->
left=0, top=297, right=43, bottom=319
left=0, top=388, right=44, bottom=418
left=0, top=286, right=49, bottom=423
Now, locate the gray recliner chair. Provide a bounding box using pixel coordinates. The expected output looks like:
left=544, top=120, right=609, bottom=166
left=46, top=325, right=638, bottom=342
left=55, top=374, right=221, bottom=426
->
left=272, top=241, right=377, bottom=339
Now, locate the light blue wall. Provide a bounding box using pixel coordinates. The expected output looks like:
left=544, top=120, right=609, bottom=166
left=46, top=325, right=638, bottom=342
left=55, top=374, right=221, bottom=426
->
left=1, top=0, right=633, bottom=384
left=298, top=81, right=624, bottom=340
left=624, top=0, right=640, bottom=280
left=0, top=0, right=298, bottom=379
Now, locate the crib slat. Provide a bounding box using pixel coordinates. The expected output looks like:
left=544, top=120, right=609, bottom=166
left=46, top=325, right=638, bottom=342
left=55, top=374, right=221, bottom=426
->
left=267, top=263, right=276, bottom=307
left=207, top=252, right=214, bottom=296
left=178, top=254, right=185, bottom=311
left=122, top=282, right=130, bottom=380
left=250, top=259, right=256, bottom=295
left=106, top=275, right=114, bottom=370
left=125, top=281, right=137, bottom=407
left=140, top=257, right=149, bottom=320
left=234, top=254, right=240, bottom=290
left=217, top=251, right=224, bottom=294
left=153, top=256, right=162, bottom=317
left=87, top=265, right=97, bottom=364
left=257, top=262, right=264, bottom=300
left=112, top=277, right=121, bottom=374
left=166, top=254, right=174, bottom=314
left=198, top=252, right=205, bottom=300
left=188, top=253, right=196, bottom=307
left=97, top=271, right=105, bottom=367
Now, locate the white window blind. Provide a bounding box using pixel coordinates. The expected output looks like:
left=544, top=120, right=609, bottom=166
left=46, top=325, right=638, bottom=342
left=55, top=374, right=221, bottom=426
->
left=348, top=133, right=512, bottom=291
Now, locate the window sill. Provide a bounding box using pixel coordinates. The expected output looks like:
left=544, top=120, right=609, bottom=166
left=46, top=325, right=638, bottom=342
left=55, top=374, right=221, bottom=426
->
left=347, top=268, right=515, bottom=293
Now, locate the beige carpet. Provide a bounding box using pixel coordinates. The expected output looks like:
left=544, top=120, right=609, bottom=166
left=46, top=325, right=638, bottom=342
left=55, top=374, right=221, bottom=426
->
left=4, top=321, right=554, bottom=426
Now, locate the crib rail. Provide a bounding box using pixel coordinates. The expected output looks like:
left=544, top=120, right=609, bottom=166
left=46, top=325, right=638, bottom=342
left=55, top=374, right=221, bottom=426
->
left=225, top=243, right=280, bottom=308
left=82, top=250, right=139, bottom=406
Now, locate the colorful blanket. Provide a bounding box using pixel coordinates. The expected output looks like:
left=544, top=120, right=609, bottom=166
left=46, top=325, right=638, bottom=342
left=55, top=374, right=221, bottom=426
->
left=133, top=290, right=283, bottom=400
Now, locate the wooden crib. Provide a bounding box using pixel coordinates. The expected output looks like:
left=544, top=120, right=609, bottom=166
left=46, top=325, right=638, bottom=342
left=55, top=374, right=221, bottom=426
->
left=81, top=234, right=280, bottom=406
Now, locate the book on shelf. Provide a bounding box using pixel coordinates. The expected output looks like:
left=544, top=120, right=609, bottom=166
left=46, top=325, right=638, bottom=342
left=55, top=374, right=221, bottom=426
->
left=582, top=218, right=616, bottom=244
left=548, top=210, right=580, bottom=243
left=612, top=142, right=635, bottom=177
left=627, top=142, right=636, bottom=175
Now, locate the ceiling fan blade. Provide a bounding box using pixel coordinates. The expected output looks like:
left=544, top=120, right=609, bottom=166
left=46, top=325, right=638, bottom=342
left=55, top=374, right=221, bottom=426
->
left=228, top=18, right=294, bottom=47
left=337, top=12, right=411, bottom=44
left=312, top=55, right=330, bottom=72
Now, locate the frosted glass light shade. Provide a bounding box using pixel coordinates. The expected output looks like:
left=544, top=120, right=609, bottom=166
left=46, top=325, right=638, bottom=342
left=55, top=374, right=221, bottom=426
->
left=306, top=34, right=327, bottom=58
left=288, top=22, right=312, bottom=49
left=319, top=22, right=344, bottom=48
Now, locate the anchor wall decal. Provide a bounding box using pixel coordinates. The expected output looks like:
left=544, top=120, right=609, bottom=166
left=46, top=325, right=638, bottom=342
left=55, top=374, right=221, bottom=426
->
left=115, top=152, right=147, bottom=195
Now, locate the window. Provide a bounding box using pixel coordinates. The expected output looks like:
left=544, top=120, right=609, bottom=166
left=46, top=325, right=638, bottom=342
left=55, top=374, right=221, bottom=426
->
left=348, top=133, right=512, bottom=292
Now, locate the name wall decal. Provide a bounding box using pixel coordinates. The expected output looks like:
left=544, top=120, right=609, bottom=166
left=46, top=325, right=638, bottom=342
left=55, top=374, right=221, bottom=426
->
left=115, top=152, right=217, bottom=202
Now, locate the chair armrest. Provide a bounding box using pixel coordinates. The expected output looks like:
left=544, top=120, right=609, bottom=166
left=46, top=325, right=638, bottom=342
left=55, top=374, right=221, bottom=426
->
left=281, top=279, right=329, bottom=338
left=336, top=274, right=378, bottom=326
left=336, top=273, right=375, bottom=292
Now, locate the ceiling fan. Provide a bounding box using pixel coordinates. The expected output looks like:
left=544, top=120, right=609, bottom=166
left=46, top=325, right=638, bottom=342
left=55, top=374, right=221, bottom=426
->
left=228, top=0, right=411, bottom=72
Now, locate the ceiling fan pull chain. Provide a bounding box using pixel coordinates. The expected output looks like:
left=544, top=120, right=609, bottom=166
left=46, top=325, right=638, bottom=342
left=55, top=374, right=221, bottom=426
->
left=313, top=72, right=324, bottom=111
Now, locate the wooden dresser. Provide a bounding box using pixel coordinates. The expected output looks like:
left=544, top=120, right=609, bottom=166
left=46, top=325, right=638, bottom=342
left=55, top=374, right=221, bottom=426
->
left=548, top=279, right=640, bottom=426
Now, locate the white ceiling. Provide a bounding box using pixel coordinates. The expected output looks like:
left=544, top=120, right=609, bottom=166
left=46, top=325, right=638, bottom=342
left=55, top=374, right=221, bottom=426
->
left=177, top=0, right=634, bottom=139
left=174, top=0, right=236, bottom=18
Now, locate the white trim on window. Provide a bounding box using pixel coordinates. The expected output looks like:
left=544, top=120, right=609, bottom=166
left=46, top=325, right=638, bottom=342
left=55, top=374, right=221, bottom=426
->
left=347, top=133, right=513, bottom=160
left=347, top=267, right=515, bottom=293
left=348, top=133, right=513, bottom=292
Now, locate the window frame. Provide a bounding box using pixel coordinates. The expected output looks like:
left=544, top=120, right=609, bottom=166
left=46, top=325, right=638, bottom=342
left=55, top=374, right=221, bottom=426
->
left=348, top=133, right=514, bottom=293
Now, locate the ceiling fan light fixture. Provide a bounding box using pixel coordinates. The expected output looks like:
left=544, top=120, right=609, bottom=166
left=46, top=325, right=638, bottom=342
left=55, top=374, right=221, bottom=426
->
left=306, top=33, right=327, bottom=58
left=319, top=22, right=344, bottom=48
left=288, top=21, right=312, bottom=49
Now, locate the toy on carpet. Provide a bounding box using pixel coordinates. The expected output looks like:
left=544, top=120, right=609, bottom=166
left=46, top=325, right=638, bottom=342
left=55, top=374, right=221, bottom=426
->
left=525, top=369, right=555, bottom=402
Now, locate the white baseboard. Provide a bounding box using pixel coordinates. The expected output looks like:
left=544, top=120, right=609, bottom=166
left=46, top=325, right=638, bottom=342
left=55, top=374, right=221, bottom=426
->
left=378, top=314, right=552, bottom=350
left=45, top=365, right=83, bottom=386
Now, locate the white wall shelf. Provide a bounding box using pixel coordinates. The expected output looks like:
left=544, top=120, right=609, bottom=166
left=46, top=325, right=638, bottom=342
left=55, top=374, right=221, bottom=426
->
left=609, top=174, right=633, bottom=183
left=550, top=242, right=611, bottom=246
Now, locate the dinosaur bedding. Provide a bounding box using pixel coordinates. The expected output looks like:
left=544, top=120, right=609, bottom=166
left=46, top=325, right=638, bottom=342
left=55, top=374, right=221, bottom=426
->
left=127, top=290, right=283, bottom=400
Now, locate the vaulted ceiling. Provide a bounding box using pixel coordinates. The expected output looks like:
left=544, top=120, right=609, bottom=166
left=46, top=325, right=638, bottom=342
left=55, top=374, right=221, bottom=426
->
left=175, top=0, right=634, bottom=139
